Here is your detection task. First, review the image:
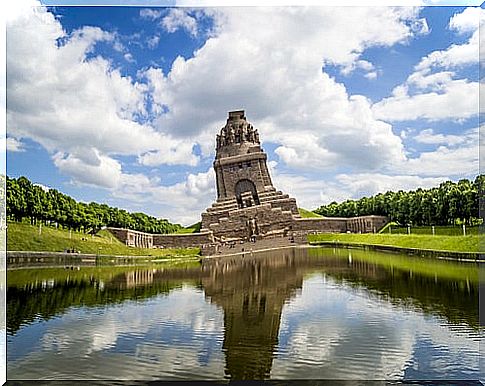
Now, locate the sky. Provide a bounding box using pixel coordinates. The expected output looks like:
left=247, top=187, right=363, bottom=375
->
left=5, top=3, right=483, bottom=225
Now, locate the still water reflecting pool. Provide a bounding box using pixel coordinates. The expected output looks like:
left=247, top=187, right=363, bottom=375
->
left=7, top=247, right=480, bottom=381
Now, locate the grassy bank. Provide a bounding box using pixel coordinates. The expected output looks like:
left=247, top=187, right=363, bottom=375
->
left=380, top=223, right=480, bottom=236
left=308, top=247, right=478, bottom=283
left=298, top=208, right=322, bottom=218
left=7, top=221, right=200, bottom=257
left=308, top=232, right=479, bottom=253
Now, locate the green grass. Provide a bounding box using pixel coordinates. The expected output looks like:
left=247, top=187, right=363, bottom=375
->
left=175, top=221, right=202, bottom=234
left=381, top=224, right=480, bottom=236
left=298, top=208, right=322, bottom=218
left=7, top=221, right=200, bottom=257
left=7, top=261, right=201, bottom=288
left=308, top=247, right=479, bottom=283
left=308, top=232, right=479, bottom=253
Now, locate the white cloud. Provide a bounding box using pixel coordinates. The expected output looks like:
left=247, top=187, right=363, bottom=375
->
left=414, top=127, right=476, bottom=146
left=373, top=8, right=481, bottom=123
left=123, top=52, right=135, bottom=63
left=112, top=168, right=216, bottom=225
left=372, top=78, right=478, bottom=121
left=147, top=35, right=160, bottom=49
left=449, top=6, right=484, bottom=35
left=396, top=142, right=478, bottom=177
left=319, top=173, right=447, bottom=206
left=364, top=71, right=378, bottom=80
left=33, top=183, right=50, bottom=192
left=267, top=160, right=448, bottom=209
left=7, top=5, right=199, bottom=185
left=139, top=8, right=162, bottom=21
left=53, top=151, right=122, bottom=189
left=162, top=9, right=198, bottom=37
left=144, top=7, right=426, bottom=171
left=6, top=137, right=24, bottom=152
left=340, top=59, right=376, bottom=76
left=414, top=31, right=478, bottom=72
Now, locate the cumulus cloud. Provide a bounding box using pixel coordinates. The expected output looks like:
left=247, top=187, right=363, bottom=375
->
left=7, top=4, right=199, bottom=194
left=396, top=142, right=478, bottom=177
left=144, top=7, right=426, bottom=172
left=147, top=35, right=160, bottom=49
left=414, top=127, right=476, bottom=146
left=448, top=6, right=484, bottom=35
left=162, top=8, right=199, bottom=37
left=139, top=8, right=163, bottom=21
left=372, top=78, right=478, bottom=121
left=414, top=33, right=478, bottom=72
left=6, top=137, right=24, bottom=152
left=372, top=7, right=481, bottom=123
left=267, top=160, right=449, bottom=209
left=112, top=168, right=216, bottom=225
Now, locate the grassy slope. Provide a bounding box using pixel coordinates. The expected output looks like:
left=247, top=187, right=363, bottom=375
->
left=175, top=221, right=202, bottom=234
left=7, top=222, right=199, bottom=257
left=381, top=224, right=479, bottom=236
left=298, top=208, right=322, bottom=218
left=308, top=232, right=479, bottom=253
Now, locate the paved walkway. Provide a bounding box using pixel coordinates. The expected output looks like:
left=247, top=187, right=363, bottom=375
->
left=212, top=236, right=298, bottom=256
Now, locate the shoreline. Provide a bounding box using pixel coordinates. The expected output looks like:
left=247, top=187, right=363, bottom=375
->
left=308, top=241, right=481, bottom=262
left=7, top=241, right=482, bottom=263
left=6, top=250, right=201, bottom=268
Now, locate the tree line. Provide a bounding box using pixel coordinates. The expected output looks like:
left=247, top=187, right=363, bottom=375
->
left=7, top=176, right=182, bottom=234
left=314, top=175, right=484, bottom=226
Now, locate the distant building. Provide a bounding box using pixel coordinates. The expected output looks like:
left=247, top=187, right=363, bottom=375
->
left=109, top=110, right=387, bottom=253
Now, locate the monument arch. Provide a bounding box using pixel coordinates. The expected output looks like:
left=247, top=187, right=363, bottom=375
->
left=235, top=179, right=260, bottom=208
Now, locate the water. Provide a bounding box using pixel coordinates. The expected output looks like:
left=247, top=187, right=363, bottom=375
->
left=6, top=247, right=481, bottom=381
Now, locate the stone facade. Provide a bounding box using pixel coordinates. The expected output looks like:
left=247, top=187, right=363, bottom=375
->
left=201, top=110, right=300, bottom=241
left=108, top=228, right=153, bottom=248
left=108, top=110, right=388, bottom=252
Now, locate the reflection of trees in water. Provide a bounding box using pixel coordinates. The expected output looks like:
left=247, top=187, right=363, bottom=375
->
left=7, top=275, right=187, bottom=335
left=303, top=248, right=478, bottom=329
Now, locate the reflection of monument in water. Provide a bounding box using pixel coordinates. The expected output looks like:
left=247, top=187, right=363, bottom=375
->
left=93, top=249, right=479, bottom=380
left=201, top=249, right=307, bottom=380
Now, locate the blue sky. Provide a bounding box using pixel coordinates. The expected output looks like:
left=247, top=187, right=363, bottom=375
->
left=6, top=4, right=482, bottom=225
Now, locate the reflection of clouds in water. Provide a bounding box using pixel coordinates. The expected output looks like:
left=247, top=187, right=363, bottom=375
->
left=42, top=331, right=73, bottom=352
left=9, top=286, right=225, bottom=380
left=274, top=274, right=478, bottom=380
left=87, top=320, right=119, bottom=354
left=8, top=271, right=480, bottom=380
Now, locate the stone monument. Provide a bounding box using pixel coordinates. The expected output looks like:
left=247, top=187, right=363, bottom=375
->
left=201, top=110, right=300, bottom=242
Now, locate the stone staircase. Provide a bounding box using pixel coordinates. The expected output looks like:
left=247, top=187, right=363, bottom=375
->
left=212, top=235, right=298, bottom=256
left=203, top=202, right=296, bottom=241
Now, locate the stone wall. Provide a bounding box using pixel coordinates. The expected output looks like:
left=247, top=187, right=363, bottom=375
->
left=207, top=203, right=295, bottom=240
left=107, top=227, right=213, bottom=249
left=152, top=232, right=214, bottom=249
left=293, top=217, right=348, bottom=233
left=108, top=228, right=153, bottom=248
left=292, top=215, right=388, bottom=235
left=346, top=215, right=388, bottom=233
